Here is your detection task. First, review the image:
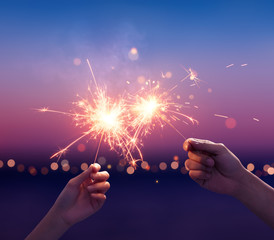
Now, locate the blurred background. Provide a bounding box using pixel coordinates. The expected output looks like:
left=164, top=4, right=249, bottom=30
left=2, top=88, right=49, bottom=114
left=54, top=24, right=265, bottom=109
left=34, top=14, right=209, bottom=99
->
left=0, top=0, right=274, bottom=239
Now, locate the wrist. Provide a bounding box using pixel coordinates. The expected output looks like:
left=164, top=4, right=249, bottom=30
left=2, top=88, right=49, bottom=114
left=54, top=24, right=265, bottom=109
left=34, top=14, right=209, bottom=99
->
left=46, top=207, right=71, bottom=233
left=231, top=168, right=253, bottom=200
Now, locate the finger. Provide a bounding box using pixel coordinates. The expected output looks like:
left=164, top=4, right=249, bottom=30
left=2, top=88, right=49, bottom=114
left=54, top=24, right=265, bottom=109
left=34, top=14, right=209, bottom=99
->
left=87, top=181, right=110, bottom=193
left=91, top=163, right=101, bottom=173
left=189, top=170, right=211, bottom=180
left=185, top=159, right=212, bottom=172
left=69, top=166, right=93, bottom=187
left=185, top=138, right=225, bottom=155
left=187, top=152, right=215, bottom=167
left=90, top=193, right=107, bottom=200
left=90, top=171, right=110, bottom=183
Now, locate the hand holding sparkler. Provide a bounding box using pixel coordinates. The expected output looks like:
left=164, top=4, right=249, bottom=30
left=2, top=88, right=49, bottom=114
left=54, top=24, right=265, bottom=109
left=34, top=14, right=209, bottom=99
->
left=26, top=163, right=110, bottom=240
left=183, top=138, right=274, bottom=229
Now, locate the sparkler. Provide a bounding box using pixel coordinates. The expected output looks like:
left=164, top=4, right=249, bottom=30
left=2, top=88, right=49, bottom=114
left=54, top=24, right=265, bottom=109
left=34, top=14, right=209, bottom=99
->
left=129, top=81, right=198, bottom=143
left=38, top=59, right=198, bottom=168
left=181, top=65, right=203, bottom=87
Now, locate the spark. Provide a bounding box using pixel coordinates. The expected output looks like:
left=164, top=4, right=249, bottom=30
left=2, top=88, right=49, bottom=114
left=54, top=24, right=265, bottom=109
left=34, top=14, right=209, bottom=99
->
left=214, top=114, right=229, bottom=119
left=180, top=65, right=203, bottom=87
left=253, top=118, right=259, bottom=122
left=241, top=63, right=248, bottom=67
left=226, top=64, right=234, bottom=68
left=39, top=59, right=142, bottom=164
left=129, top=85, right=198, bottom=142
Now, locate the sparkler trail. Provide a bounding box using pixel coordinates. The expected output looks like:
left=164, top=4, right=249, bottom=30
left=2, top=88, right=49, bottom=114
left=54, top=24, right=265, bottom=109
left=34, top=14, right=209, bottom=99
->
left=38, top=60, right=198, bottom=167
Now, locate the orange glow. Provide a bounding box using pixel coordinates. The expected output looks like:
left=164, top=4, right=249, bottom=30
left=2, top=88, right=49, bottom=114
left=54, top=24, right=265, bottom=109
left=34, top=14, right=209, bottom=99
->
left=267, top=167, right=274, bottom=175
left=62, top=164, right=70, bottom=172
left=141, top=161, right=149, bottom=170
left=17, top=164, right=25, bottom=172
left=0, top=160, right=3, bottom=168
left=225, top=118, right=237, bottom=129
left=127, top=166, right=135, bottom=174
left=50, top=162, right=59, bottom=171
left=180, top=167, right=188, bottom=174
left=77, top=143, right=86, bottom=152
left=173, top=155, right=179, bottom=161
left=263, top=164, right=270, bottom=172
left=28, top=166, right=37, bottom=176
left=159, top=162, right=167, bottom=170
left=171, top=161, right=179, bottom=170
left=107, top=164, right=112, bottom=169
left=247, top=163, right=255, bottom=172
left=7, top=159, right=15, bottom=168
left=80, top=163, right=88, bottom=171
left=41, top=167, right=49, bottom=175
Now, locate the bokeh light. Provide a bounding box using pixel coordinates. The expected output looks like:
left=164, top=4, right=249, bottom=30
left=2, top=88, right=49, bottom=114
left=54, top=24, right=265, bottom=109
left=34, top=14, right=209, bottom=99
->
left=263, top=164, right=270, bottom=172
left=267, top=167, right=274, bottom=175
left=128, top=47, right=139, bottom=61
left=7, top=159, right=15, bottom=168
left=116, top=165, right=124, bottom=172
left=247, top=163, right=255, bottom=172
left=41, top=167, right=49, bottom=175
left=50, top=162, right=59, bottom=171
left=127, top=166, right=135, bottom=174
left=171, top=161, right=179, bottom=170
left=180, top=166, right=188, bottom=174
left=225, top=118, right=237, bottom=129
left=173, top=155, right=179, bottom=161
left=81, top=163, right=88, bottom=171
left=159, top=162, right=167, bottom=170
left=119, top=159, right=127, bottom=167
left=0, top=160, right=3, bottom=168
left=17, top=164, right=25, bottom=172
left=62, top=164, right=70, bottom=172
left=61, top=159, right=69, bottom=167
left=28, top=166, right=37, bottom=176
left=98, top=156, right=107, bottom=166
left=165, top=72, right=172, bottom=79
left=77, top=143, right=86, bottom=152
left=137, top=75, right=146, bottom=84
left=107, top=164, right=112, bottom=169
left=73, top=58, right=81, bottom=66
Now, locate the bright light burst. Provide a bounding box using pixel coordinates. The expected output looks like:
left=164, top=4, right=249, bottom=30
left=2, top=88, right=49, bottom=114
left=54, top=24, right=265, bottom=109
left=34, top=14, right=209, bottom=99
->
left=38, top=59, right=198, bottom=168
left=129, top=82, right=198, bottom=143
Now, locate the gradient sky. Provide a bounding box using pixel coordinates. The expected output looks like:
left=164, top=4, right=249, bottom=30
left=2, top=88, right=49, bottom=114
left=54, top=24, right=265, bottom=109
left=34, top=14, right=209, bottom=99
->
left=1, top=0, right=274, bottom=164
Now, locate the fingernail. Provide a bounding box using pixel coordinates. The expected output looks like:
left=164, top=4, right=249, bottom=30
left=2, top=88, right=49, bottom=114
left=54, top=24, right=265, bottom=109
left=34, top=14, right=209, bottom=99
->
left=190, top=138, right=199, bottom=144
left=94, top=163, right=100, bottom=168
left=185, top=165, right=189, bottom=171
left=206, top=158, right=214, bottom=167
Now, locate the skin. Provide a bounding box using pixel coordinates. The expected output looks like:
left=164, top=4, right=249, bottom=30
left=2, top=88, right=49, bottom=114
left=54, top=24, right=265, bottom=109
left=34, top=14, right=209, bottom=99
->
left=26, top=163, right=110, bottom=240
left=183, top=138, right=274, bottom=229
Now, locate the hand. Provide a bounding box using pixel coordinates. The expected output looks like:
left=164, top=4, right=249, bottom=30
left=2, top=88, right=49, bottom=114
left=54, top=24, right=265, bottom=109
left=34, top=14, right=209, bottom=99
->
left=52, top=163, right=110, bottom=227
left=183, top=138, right=247, bottom=197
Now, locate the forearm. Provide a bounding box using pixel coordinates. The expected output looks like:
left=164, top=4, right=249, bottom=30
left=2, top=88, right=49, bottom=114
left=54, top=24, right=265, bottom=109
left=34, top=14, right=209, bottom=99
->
left=234, top=168, right=274, bottom=229
left=25, top=207, right=70, bottom=240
